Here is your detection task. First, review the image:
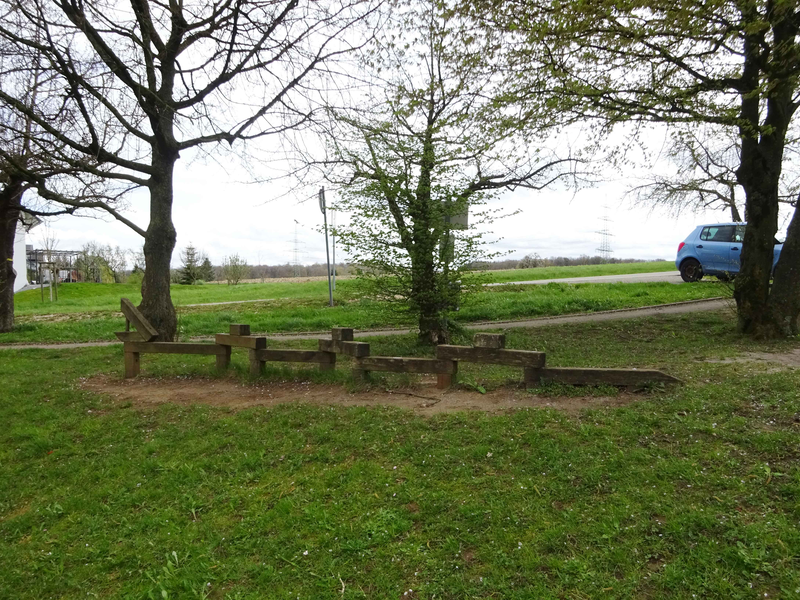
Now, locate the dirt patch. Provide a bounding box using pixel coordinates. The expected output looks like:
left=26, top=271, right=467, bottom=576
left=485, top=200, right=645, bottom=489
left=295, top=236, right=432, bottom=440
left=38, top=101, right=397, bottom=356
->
left=706, top=348, right=800, bottom=368
left=81, top=375, right=641, bottom=416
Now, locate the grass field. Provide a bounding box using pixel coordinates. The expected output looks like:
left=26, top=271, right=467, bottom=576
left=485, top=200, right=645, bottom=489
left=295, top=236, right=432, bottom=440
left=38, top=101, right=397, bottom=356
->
left=13, top=261, right=676, bottom=316
left=1, top=281, right=725, bottom=344
left=1, top=310, right=799, bottom=598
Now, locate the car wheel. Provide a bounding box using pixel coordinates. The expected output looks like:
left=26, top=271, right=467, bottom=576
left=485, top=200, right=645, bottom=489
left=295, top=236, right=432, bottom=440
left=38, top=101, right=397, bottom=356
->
left=680, top=259, right=703, bottom=283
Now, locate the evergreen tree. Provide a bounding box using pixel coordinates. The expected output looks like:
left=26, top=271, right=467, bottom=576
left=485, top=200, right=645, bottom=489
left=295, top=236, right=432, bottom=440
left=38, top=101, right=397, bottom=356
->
left=199, top=256, right=214, bottom=282
left=179, top=244, right=200, bottom=285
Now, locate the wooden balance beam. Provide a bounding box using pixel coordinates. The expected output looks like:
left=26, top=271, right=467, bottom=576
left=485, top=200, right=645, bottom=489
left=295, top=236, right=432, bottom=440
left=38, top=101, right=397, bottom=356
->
left=123, top=341, right=229, bottom=378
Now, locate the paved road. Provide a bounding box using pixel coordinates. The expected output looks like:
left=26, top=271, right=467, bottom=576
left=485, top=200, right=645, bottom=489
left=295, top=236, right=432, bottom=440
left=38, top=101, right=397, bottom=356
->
left=0, top=297, right=728, bottom=350
left=486, top=271, right=682, bottom=286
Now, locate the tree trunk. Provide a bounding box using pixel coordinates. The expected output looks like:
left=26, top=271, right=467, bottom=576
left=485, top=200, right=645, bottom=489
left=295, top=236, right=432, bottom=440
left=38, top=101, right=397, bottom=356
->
left=410, top=117, right=448, bottom=345
left=0, top=178, right=24, bottom=333
left=764, top=203, right=800, bottom=336
left=733, top=1, right=799, bottom=338
left=139, top=146, right=178, bottom=341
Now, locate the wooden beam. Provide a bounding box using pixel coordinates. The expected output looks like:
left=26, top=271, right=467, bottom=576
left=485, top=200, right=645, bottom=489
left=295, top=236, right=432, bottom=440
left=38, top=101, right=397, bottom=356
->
left=115, top=331, right=145, bottom=342
left=436, top=345, right=545, bottom=367
left=354, top=357, right=457, bottom=374
left=530, top=367, right=682, bottom=387
left=216, top=346, right=232, bottom=371
left=123, top=342, right=228, bottom=356
left=473, top=333, right=505, bottom=349
left=331, top=327, right=354, bottom=341
left=229, top=324, right=251, bottom=336
left=215, top=334, right=267, bottom=350
left=254, top=349, right=336, bottom=364
left=249, top=349, right=263, bottom=376
left=124, top=350, right=140, bottom=378
left=120, top=298, right=158, bottom=342
left=319, top=339, right=370, bottom=357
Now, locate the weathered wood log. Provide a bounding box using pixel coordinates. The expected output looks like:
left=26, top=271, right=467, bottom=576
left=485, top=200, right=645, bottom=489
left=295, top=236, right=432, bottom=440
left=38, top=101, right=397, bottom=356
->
left=115, top=331, right=145, bottom=342
left=120, top=298, right=158, bottom=342
left=437, top=345, right=545, bottom=367
left=124, top=350, right=140, bottom=378
left=216, top=346, right=232, bottom=371
left=319, top=339, right=370, bottom=357
left=331, top=327, right=354, bottom=341
left=215, top=334, right=267, bottom=350
left=473, top=333, right=505, bottom=349
left=254, top=349, right=336, bottom=364
left=124, top=342, right=228, bottom=355
left=249, top=349, right=263, bottom=376
left=528, top=367, right=682, bottom=387
left=354, top=357, right=457, bottom=374
left=229, top=324, right=251, bottom=336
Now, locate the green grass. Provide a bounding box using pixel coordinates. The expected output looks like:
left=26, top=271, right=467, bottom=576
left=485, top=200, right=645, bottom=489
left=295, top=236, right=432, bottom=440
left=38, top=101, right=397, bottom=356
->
left=1, top=311, right=799, bottom=598
left=1, top=281, right=726, bottom=344
left=480, top=260, right=676, bottom=284
left=14, top=261, right=676, bottom=316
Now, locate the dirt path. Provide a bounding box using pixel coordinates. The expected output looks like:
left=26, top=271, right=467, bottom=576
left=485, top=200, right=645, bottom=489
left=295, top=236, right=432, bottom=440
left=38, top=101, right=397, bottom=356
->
left=82, top=375, right=641, bottom=416
left=0, top=297, right=729, bottom=351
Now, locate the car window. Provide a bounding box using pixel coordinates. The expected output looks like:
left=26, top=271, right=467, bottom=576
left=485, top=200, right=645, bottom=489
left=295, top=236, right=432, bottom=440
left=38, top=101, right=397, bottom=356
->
left=734, top=225, right=746, bottom=243
left=700, top=226, right=735, bottom=242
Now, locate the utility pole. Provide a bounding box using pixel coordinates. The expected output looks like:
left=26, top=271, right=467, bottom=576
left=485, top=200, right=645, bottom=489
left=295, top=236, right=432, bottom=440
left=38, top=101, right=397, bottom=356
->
left=319, top=187, right=334, bottom=307
left=331, top=209, right=336, bottom=291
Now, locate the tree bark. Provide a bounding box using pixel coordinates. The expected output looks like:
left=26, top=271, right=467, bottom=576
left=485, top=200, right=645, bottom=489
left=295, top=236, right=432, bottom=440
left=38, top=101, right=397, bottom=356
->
left=139, top=144, right=178, bottom=341
left=733, top=4, right=797, bottom=337
left=765, top=203, right=800, bottom=336
left=0, top=177, right=24, bottom=333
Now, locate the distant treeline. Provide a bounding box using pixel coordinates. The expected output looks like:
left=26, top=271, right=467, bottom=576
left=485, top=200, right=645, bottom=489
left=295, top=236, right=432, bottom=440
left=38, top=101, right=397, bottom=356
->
left=468, top=254, right=663, bottom=271
left=183, top=254, right=661, bottom=282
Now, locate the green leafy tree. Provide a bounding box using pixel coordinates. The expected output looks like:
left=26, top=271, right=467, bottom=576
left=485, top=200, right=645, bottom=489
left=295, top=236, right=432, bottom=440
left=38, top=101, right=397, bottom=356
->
left=317, top=0, right=581, bottom=344
left=466, top=0, right=800, bottom=336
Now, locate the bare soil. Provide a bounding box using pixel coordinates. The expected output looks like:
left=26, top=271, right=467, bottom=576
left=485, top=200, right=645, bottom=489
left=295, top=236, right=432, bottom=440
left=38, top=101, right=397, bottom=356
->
left=81, top=376, right=641, bottom=416
left=705, top=349, right=800, bottom=368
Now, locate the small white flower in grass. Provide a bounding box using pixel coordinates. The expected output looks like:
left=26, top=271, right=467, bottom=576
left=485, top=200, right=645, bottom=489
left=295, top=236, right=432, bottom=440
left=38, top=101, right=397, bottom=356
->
left=486, top=452, right=492, bottom=458
left=303, top=550, right=308, bottom=556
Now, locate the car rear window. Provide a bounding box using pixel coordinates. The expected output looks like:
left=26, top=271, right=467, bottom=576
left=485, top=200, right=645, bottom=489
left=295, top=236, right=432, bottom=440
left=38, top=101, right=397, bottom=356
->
left=700, top=225, right=735, bottom=242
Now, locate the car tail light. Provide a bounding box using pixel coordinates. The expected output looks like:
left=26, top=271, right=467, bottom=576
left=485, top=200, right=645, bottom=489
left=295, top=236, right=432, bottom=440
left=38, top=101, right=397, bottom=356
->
left=677, top=242, right=685, bottom=252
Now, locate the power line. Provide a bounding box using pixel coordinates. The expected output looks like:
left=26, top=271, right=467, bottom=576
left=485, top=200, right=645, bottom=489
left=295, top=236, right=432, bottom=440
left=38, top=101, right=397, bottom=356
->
left=596, top=207, right=614, bottom=260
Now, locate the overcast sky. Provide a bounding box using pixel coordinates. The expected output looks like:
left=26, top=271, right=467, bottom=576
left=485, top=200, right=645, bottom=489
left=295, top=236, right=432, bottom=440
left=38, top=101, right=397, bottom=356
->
left=32, top=141, right=791, bottom=269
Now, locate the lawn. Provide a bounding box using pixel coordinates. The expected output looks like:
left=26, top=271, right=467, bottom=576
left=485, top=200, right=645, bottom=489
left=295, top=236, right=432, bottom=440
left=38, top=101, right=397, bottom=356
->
left=1, top=310, right=799, bottom=599
left=13, top=261, right=676, bottom=316
left=1, top=281, right=725, bottom=344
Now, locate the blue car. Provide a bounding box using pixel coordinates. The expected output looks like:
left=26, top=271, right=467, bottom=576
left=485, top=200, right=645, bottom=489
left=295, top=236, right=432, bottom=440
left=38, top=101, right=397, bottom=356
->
left=675, top=223, right=784, bottom=282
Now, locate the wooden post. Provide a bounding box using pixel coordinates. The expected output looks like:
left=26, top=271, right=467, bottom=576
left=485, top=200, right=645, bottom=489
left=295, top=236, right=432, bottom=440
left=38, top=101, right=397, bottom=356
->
left=319, top=354, right=336, bottom=372
left=216, top=346, right=232, bottom=371
left=249, top=349, right=264, bottom=376
left=523, top=367, right=542, bottom=387
left=437, top=362, right=457, bottom=389
left=124, top=348, right=140, bottom=378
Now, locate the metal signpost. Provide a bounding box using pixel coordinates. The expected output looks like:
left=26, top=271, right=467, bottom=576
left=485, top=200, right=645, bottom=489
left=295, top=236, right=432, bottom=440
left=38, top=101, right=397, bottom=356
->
left=319, top=187, right=334, bottom=307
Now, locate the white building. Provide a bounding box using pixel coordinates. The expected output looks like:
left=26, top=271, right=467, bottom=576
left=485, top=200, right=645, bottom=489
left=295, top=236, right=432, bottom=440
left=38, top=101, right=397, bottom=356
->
left=13, top=215, right=40, bottom=293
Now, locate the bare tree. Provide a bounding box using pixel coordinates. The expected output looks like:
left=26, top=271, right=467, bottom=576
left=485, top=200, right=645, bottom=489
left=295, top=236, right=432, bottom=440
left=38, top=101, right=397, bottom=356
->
left=222, top=254, right=249, bottom=285
left=632, top=126, right=800, bottom=223
left=0, top=1, right=137, bottom=331
left=0, top=0, right=381, bottom=340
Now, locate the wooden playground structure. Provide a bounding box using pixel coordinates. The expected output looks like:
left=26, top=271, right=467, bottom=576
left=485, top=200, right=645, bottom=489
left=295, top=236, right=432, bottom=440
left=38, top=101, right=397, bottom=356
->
left=117, top=298, right=681, bottom=388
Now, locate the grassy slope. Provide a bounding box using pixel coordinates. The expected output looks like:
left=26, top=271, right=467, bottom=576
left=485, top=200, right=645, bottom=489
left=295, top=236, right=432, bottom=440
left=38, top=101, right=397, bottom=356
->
left=1, top=311, right=798, bottom=599
left=14, top=261, right=676, bottom=315
left=480, top=260, right=676, bottom=284
left=2, top=282, right=726, bottom=344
